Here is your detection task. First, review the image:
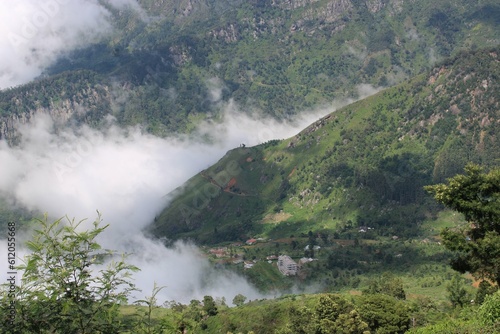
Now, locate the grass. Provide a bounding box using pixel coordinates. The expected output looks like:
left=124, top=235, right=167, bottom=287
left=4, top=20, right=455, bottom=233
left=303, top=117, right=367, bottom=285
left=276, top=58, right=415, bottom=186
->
left=420, top=210, right=467, bottom=237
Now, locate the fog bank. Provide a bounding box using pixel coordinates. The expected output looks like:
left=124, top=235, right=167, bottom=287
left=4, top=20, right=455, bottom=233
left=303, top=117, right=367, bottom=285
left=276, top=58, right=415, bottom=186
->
left=0, top=104, right=337, bottom=303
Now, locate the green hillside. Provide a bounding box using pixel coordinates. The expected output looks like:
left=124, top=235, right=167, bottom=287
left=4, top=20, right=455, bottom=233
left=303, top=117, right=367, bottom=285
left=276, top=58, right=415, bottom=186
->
left=151, top=47, right=500, bottom=245
left=1, top=2, right=500, bottom=332
left=119, top=291, right=499, bottom=333
left=137, top=47, right=500, bottom=332
left=2, top=0, right=499, bottom=137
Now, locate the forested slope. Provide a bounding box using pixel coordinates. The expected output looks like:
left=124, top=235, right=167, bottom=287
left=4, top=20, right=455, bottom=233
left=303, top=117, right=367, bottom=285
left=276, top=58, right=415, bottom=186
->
left=152, top=47, right=500, bottom=244
left=1, top=0, right=499, bottom=138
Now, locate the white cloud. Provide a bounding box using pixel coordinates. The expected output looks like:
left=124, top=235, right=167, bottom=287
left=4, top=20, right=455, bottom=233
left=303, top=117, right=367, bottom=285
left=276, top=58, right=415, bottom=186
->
left=0, top=0, right=115, bottom=90
left=0, top=108, right=329, bottom=303
left=109, top=0, right=149, bottom=21
left=0, top=83, right=380, bottom=303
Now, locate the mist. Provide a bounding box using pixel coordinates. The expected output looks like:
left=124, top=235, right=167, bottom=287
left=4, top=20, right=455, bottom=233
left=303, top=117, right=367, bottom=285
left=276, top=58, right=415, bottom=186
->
left=0, top=0, right=382, bottom=302
left=0, top=99, right=352, bottom=303
left=0, top=0, right=145, bottom=90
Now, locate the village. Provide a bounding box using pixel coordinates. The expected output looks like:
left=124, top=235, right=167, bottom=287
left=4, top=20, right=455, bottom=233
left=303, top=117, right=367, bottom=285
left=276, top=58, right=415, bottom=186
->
left=205, top=237, right=320, bottom=277
left=202, top=226, right=435, bottom=284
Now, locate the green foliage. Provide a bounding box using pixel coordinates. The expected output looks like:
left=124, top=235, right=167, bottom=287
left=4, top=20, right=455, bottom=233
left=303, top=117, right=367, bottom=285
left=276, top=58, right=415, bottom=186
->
left=173, top=300, right=204, bottom=333
left=0, top=214, right=139, bottom=334
left=203, top=295, right=218, bottom=316
left=232, top=293, right=247, bottom=307
left=288, top=294, right=369, bottom=334
left=154, top=47, right=500, bottom=246
left=476, top=281, right=497, bottom=305
left=425, top=164, right=500, bottom=285
left=3, top=0, right=499, bottom=139
left=446, top=274, right=470, bottom=308
left=479, top=290, right=500, bottom=325
left=134, top=283, right=167, bottom=334
left=407, top=302, right=500, bottom=333
left=363, top=273, right=406, bottom=300
left=355, top=294, right=410, bottom=334
left=312, top=295, right=369, bottom=334
left=408, top=318, right=499, bottom=334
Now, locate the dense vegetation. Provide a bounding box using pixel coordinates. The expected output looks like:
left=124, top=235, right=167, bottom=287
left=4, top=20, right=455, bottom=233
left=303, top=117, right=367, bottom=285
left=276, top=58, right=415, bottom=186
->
left=0, top=1, right=499, bottom=332
left=152, top=47, right=500, bottom=245
left=2, top=181, right=499, bottom=333
left=145, top=48, right=500, bottom=330
left=1, top=0, right=499, bottom=137
left=1, top=215, right=139, bottom=333
left=425, top=165, right=500, bottom=287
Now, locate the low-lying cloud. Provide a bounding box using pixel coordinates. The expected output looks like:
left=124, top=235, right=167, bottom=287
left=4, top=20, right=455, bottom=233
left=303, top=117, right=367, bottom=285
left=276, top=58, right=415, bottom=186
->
left=0, top=105, right=332, bottom=303
left=0, top=81, right=380, bottom=303
left=0, top=0, right=387, bottom=304
left=0, top=0, right=146, bottom=90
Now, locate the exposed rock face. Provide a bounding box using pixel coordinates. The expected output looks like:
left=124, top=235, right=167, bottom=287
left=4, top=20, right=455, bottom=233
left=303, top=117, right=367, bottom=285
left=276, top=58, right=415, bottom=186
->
left=303, top=0, right=353, bottom=23
left=366, top=0, right=385, bottom=13
left=272, top=0, right=321, bottom=10
left=277, top=0, right=352, bottom=33
left=389, top=0, right=405, bottom=15
left=209, top=24, right=239, bottom=43
left=1, top=107, right=67, bottom=141
left=0, top=85, right=111, bottom=142
left=169, top=45, right=193, bottom=66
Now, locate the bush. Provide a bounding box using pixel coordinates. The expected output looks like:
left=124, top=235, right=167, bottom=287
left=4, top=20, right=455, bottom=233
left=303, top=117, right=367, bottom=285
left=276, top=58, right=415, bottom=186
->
left=479, top=290, right=500, bottom=325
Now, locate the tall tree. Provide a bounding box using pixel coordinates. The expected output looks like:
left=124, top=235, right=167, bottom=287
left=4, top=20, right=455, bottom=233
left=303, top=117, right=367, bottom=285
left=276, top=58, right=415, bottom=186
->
left=425, top=164, right=500, bottom=286
left=363, top=272, right=406, bottom=300
left=203, top=295, right=218, bottom=316
left=285, top=294, right=369, bottom=334
left=0, top=214, right=139, bottom=333
left=232, top=293, right=247, bottom=307
left=446, top=274, right=470, bottom=307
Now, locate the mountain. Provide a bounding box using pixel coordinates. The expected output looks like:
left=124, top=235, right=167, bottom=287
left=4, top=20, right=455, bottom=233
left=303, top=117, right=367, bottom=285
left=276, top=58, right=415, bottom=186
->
left=1, top=0, right=499, bottom=139
left=150, top=47, right=500, bottom=244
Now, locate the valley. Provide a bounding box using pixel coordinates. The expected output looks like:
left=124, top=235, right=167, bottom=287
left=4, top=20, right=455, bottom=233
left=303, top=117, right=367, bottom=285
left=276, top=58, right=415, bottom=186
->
left=0, top=1, right=499, bottom=333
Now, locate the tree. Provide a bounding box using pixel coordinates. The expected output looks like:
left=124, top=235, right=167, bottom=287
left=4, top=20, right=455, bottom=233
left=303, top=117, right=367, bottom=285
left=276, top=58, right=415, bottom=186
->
left=203, top=295, right=218, bottom=316
left=356, top=294, right=410, bottom=334
left=168, top=299, right=203, bottom=334
left=232, top=293, right=247, bottom=307
left=446, top=274, right=470, bottom=308
left=314, top=295, right=369, bottom=334
left=134, top=282, right=167, bottom=334
left=476, top=280, right=497, bottom=305
left=0, top=214, right=139, bottom=333
left=286, top=294, right=369, bottom=334
left=478, top=290, right=500, bottom=325
left=363, top=272, right=406, bottom=300
left=425, top=164, right=500, bottom=286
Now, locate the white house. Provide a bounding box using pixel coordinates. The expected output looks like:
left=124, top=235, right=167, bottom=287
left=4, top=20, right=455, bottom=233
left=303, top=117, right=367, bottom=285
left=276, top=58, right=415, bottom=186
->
left=278, top=255, right=298, bottom=276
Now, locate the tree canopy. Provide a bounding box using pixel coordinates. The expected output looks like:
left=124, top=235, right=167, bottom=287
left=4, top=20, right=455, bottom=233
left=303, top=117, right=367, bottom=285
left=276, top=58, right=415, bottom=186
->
left=425, top=164, right=500, bottom=286
left=1, top=214, right=139, bottom=333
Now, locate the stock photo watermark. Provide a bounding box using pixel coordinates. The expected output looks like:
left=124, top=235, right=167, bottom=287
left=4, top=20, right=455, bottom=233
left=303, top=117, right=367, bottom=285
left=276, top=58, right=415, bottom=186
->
left=52, top=133, right=103, bottom=183
left=8, top=0, right=71, bottom=49
left=177, top=126, right=275, bottom=227
left=6, top=222, right=17, bottom=326
left=179, top=158, right=243, bottom=227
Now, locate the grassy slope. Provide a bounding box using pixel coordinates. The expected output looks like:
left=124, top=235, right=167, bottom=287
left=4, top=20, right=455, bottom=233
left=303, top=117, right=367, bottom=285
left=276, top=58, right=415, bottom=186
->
left=151, top=47, right=500, bottom=245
